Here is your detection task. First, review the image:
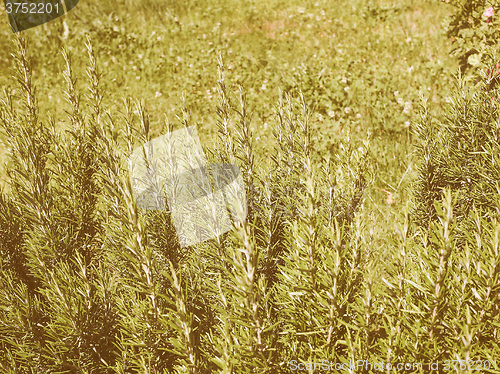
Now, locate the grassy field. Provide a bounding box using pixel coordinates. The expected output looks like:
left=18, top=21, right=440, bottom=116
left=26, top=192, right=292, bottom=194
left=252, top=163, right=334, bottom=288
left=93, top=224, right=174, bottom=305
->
left=5, top=0, right=500, bottom=372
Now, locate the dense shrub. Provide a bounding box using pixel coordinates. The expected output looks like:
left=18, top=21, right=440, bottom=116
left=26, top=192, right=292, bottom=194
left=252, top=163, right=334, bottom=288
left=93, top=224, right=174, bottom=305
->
left=440, top=0, right=500, bottom=79
left=411, top=68, right=500, bottom=242
left=0, top=35, right=370, bottom=373
left=407, top=62, right=500, bottom=366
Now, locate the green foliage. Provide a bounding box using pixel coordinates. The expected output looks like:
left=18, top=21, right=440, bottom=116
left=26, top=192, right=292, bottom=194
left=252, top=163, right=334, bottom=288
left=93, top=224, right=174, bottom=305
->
left=439, top=0, right=500, bottom=79
left=383, top=192, right=500, bottom=370
left=407, top=62, right=500, bottom=367
left=412, top=69, right=500, bottom=244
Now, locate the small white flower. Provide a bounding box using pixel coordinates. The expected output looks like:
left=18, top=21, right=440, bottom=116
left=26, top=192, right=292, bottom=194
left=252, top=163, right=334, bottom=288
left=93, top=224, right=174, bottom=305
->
left=406, top=37, right=412, bottom=43
left=394, top=91, right=399, bottom=97
left=356, top=113, right=361, bottom=118
left=341, top=76, right=348, bottom=83
left=403, top=101, right=413, bottom=114
left=328, top=110, right=335, bottom=118
left=397, top=97, right=404, bottom=106
left=155, top=92, right=162, bottom=98
left=344, top=86, right=350, bottom=92
left=261, top=84, right=267, bottom=90
left=407, top=66, right=414, bottom=74
left=344, top=107, right=352, bottom=114
left=404, top=121, right=411, bottom=127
